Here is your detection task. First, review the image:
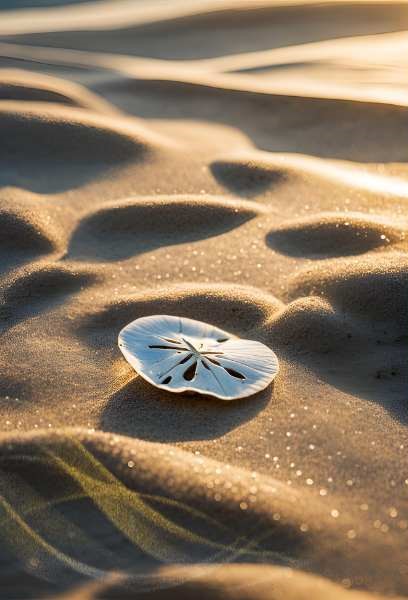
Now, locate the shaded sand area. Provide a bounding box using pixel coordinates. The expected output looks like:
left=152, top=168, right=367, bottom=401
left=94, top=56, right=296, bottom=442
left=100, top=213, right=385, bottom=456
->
left=0, top=0, right=407, bottom=597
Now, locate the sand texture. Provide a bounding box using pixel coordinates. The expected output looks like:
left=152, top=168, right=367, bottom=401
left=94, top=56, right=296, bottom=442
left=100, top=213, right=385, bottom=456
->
left=0, top=0, right=407, bottom=598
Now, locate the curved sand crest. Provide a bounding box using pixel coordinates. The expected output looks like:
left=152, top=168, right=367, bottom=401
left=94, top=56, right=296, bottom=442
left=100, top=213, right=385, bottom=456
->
left=210, top=151, right=408, bottom=199
left=288, top=254, right=408, bottom=330
left=1, top=56, right=407, bottom=170
left=0, top=427, right=404, bottom=598
left=58, top=565, right=401, bottom=600
left=0, top=263, right=98, bottom=331
left=1, top=43, right=407, bottom=162
left=68, top=195, right=266, bottom=261
left=67, top=68, right=408, bottom=162
left=0, top=200, right=60, bottom=268
left=210, top=158, right=288, bottom=197
left=267, top=212, right=406, bottom=258
left=259, top=296, right=358, bottom=354
left=0, top=101, right=167, bottom=193
left=199, top=30, right=408, bottom=106
left=1, top=0, right=407, bottom=58
left=0, top=68, right=116, bottom=113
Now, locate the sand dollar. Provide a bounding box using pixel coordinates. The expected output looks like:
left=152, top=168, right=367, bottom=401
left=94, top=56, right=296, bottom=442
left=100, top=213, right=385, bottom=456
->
left=118, top=315, right=279, bottom=400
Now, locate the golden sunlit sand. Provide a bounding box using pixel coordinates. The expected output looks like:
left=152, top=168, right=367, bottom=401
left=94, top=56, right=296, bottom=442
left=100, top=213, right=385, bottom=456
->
left=0, top=1, right=406, bottom=598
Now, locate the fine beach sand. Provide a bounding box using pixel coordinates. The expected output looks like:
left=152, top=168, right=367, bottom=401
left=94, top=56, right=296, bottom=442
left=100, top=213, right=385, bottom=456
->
left=0, top=1, right=407, bottom=598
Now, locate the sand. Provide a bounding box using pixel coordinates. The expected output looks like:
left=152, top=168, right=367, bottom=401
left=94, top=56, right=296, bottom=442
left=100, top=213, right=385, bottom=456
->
left=0, top=0, right=406, bottom=598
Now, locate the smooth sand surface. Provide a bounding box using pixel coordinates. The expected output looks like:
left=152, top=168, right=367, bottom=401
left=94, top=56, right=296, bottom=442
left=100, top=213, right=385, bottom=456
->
left=0, top=1, right=407, bottom=598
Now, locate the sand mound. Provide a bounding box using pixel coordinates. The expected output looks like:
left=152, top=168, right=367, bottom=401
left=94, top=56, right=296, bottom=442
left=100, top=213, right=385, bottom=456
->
left=210, top=158, right=288, bottom=197
left=0, top=204, right=58, bottom=256
left=3, top=264, right=95, bottom=303
left=0, top=102, right=149, bottom=162
left=99, top=78, right=408, bottom=162
left=267, top=213, right=405, bottom=258
left=58, top=564, right=399, bottom=600
left=3, top=1, right=407, bottom=59
left=0, top=102, right=159, bottom=192
left=0, top=264, right=96, bottom=329
left=0, top=69, right=116, bottom=112
left=0, top=427, right=404, bottom=598
left=68, top=195, right=265, bottom=261
left=288, top=254, right=408, bottom=330
left=260, top=296, right=357, bottom=354
left=0, top=428, right=312, bottom=572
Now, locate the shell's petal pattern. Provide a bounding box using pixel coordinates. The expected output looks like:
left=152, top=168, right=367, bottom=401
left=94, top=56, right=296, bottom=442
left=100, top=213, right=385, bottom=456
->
left=118, top=315, right=279, bottom=401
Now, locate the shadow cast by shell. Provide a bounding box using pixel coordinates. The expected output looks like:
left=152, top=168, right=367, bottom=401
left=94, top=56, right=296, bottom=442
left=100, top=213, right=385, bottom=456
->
left=101, top=376, right=273, bottom=442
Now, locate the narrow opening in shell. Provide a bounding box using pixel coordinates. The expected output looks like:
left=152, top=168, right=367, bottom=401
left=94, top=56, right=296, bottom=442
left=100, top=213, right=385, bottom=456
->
left=224, top=367, right=246, bottom=379
left=206, top=357, right=221, bottom=366
left=179, top=354, right=192, bottom=364
left=149, top=344, right=184, bottom=350
left=205, top=358, right=246, bottom=379
left=183, top=362, right=197, bottom=381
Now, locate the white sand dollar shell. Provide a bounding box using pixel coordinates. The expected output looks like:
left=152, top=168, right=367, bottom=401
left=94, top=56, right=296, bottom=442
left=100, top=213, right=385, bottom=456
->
left=118, top=315, right=279, bottom=401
